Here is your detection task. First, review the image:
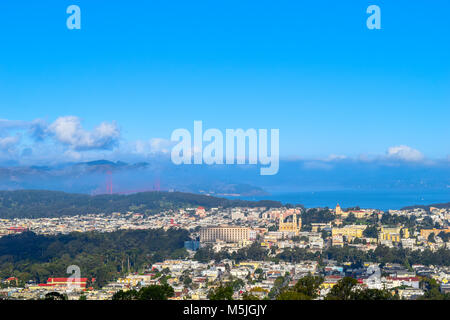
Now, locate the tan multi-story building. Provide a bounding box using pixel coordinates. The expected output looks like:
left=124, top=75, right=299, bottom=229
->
left=200, top=226, right=250, bottom=243
left=331, top=225, right=367, bottom=241
left=334, top=204, right=373, bottom=219
left=379, top=226, right=409, bottom=243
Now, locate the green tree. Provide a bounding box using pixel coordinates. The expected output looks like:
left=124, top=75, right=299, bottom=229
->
left=293, top=275, right=324, bottom=298
left=277, top=291, right=311, bottom=300
left=356, top=289, right=395, bottom=300
left=208, top=284, right=234, bottom=300
left=363, top=225, right=378, bottom=238
left=326, top=277, right=394, bottom=300
left=44, top=292, right=67, bottom=300
left=183, top=276, right=193, bottom=288
left=162, top=267, right=171, bottom=275
left=112, top=289, right=139, bottom=300
left=242, top=292, right=260, bottom=300
left=419, top=277, right=450, bottom=300
left=231, top=278, right=245, bottom=291
left=277, top=275, right=324, bottom=300
left=343, top=213, right=357, bottom=225
left=438, top=231, right=450, bottom=243
left=326, top=277, right=359, bottom=300
left=138, top=284, right=174, bottom=300
left=268, top=276, right=287, bottom=299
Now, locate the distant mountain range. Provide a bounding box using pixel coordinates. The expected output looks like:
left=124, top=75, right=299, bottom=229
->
left=0, top=159, right=269, bottom=196
left=0, top=158, right=448, bottom=197
left=401, top=202, right=450, bottom=210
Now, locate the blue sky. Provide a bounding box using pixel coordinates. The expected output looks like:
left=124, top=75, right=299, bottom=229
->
left=0, top=0, right=449, bottom=164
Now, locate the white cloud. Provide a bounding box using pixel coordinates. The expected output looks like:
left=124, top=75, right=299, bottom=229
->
left=387, top=145, right=424, bottom=162
left=0, top=119, right=28, bottom=131
left=48, top=116, right=120, bottom=151
left=0, top=134, right=21, bottom=150
left=303, top=161, right=333, bottom=170
left=63, top=149, right=82, bottom=161
left=326, top=154, right=348, bottom=161
left=28, top=119, right=48, bottom=141
left=133, top=138, right=173, bottom=155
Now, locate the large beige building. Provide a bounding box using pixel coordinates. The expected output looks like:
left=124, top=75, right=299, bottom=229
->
left=335, top=204, right=373, bottom=219
left=200, top=226, right=250, bottom=243
left=379, top=226, right=409, bottom=243
left=331, top=225, right=367, bottom=241
left=379, top=227, right=401, bottom=243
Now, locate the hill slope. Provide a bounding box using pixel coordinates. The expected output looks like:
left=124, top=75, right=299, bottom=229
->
left=0, top=190, right=282, bottom=218
left=401, top=202, right=450, bottom=211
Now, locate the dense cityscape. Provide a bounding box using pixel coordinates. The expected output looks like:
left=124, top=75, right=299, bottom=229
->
left=1, top=199, right=449, bottom=300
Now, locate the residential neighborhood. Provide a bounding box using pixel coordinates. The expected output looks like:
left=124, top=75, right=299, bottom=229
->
left=1, top=204, right=449, bottom=300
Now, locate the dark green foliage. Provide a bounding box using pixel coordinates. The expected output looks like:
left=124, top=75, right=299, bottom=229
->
left=362, top=225, right=378, bottom=238
left=325, top=277, right=359, bottom=300
left=276, top=291, right=310, bottom=300
left=231, top=278, right=245, bottom=291
left=292, top=275, right=324, bottom=298
left=268, top=276, right=288, bottom=299
left=208, top=284, right=234, bottom=300
left=112, top=290, right=139, bottom=300
left=322, top=246, right=450, bottom=267
left=275, top=247, right=319, bottom=262
left=380, top=213, right=417, bottom=228
left=275, top=276, right=395, bottom=300
left=326, top=277, right=395, bottom=300
left=241, top=292, right=260, bottom=300
left=231, top=242, right=268, bottom=262
left=0, top=190, right=282, bottom=219
left=343, top=213, right=357, bottom=225
left=139, top=283, right=175, bottom=300
left=356, top=288, right=396, bottom=300
left=419, top=277, right=450, bottom=300
left=438, top=231, right=450, bottom=242
left=301, top=209, right=335, bottom=230
left=194, top=242, right=269, bottom=263
left=193, top=246, right=217, bottom=263
left=182, top=275, right=192, bottom=287
left=44, top=292, right=67, bottom=300
left=112, top=283, right=174, bottom=300
left=401, top=203, right=450, bottom=211
left=0, top=228, right=189, bottom=286
left=276, top=275, right=324, bottom=300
